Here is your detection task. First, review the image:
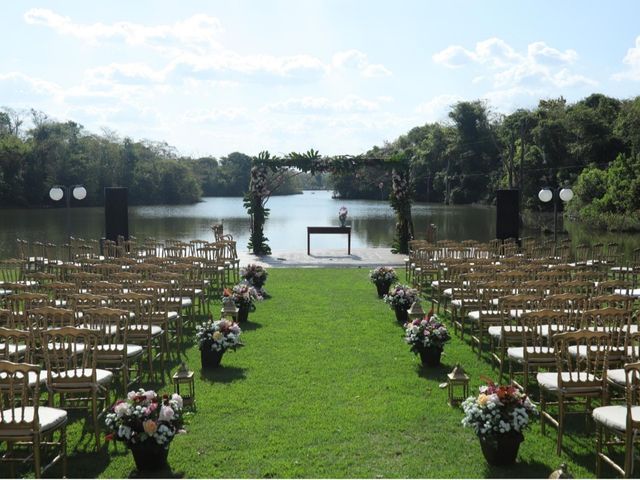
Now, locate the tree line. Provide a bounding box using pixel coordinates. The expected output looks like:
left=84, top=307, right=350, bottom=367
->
left=0, top=109, right=304, bottom=207
left=2, top=94, right=639, bottom=231
left=331, top=93, right=640, bottom=230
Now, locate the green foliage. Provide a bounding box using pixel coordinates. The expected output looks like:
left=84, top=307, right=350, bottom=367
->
left=0, top=112, right=201, bottom=206
left=569, top=153, right=640, bottom=231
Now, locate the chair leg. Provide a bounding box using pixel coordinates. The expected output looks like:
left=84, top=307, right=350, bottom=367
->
left=624, top=428, right=634, bottom=478
left=595, top=423, right=603, bottom=478
left=557, top=395, right=565, bottom=455
left=33, top=433, right=41, bottom=478
left=8, top=441, right=15, bottom=478
left=92, top=389, right=101, bottom=450
left=540, top=390, right=546, bottom=435
left=61, top=424, right=68, bottom=478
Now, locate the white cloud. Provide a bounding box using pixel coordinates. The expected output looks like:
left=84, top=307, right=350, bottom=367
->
left=262, top=94, right=382, bottom=114
left=24, top=9, right=223, bottom=49
left=415, top=94, right=463, bottom=121
left=25, top=9, right=391, bottom=82
left=433, top=37, right=595, bottom=89
left=612, top=35, right=640, bottom=81
left=331, top=49, right=392, bottom=77
left=0, top=71, right=64, bottom=103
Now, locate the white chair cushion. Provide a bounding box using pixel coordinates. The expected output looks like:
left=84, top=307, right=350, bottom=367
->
left=614, top=288, right=640, bottom=298
left=537, top=324, right=575, bottom=338
left=567, top=345, right=625, bottom=359
left=430, top=280, right=439, bottom=288
left=0, top=344, right=27, bottom=355
left=607, top=368, right=626, bottom=386
left=610, top=266, right=633, bottom=272
left=96, top=343, right=144, bottom=358
left=488, top=325, right=528, bottom=339
left=78, top=323, right=119, bottom=336
left=181, top=297, right=192, bottom=308
left=443, top=288, right=452, bottom=297
left=46, top=342, right=85, bottom=354
left=467, top=310, right=499, bottom=322
left=537, top=372, right=601, bottom=392
left=0, top=370, right=47, bottom=386
left=0, top=406, right=67, bottom=435
left=50, top=368, right=113, bottom=386
left=508, top=309, right=532, bottom=318
left=592, top=405, right=640, bottom=431
left=128, top=325, right=163, bottom=336
left=507, top=346, right=554, bottom=361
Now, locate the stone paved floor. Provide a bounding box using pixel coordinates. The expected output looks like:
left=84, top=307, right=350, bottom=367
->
left=237, top=247, right=405, bottom=268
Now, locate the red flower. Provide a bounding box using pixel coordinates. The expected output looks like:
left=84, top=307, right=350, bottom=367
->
left=105, top=433, right=114, bottom=442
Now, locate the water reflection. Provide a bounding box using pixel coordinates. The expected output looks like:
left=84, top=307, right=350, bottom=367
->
left=1, top=190, right=638, bottom=258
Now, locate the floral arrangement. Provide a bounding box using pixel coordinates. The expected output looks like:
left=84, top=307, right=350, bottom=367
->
left=461, top=381, right=537, bottom=437
left=104, top=389, right=184, bottom=448
left=383, top=284, right=418, bottom=310
left=338, top=206, right=348, bottom=224
left=195, top=318, right=242, bottom=352
left=369, top=266, right=398, bottom=284
left=224, top=281, right=262, bottom=307
left=403, top=312, right=450, bottom=352
left=241, top=264, right=268, bottom=289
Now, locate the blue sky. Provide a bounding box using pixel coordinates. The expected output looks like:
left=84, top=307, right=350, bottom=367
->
left=2, top=1, right=640, bottom=157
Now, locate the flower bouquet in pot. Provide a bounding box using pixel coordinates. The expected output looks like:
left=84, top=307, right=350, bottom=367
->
left=104, top=389, right=184, bottom=472
left=403, top=310, right=450, bottom=366
left=224, top=281, right=262, bottom=322
left=195, top=318, right=242, bottom=368
left=338, top=206, right=348, bottom=227
left=370, top=266, right=399, bottom=298
left=461, top=380, right=537, bottom=466
left=240, top=264, right=269, bottom=296
left=383, top=284, right=418, bottom=324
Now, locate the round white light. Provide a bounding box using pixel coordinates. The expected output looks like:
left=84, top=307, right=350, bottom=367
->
left=559, top=188, right=574, bottom=202
left=49, top=187, right=64, bottom=202
left=72, top=186, right=87, bottom=200
left=538, top=188, right=553, bottom=203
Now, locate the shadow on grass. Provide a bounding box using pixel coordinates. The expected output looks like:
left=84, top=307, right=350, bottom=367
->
left=415, top=362, right=451, bottom=381
left=240, top=320, right=262, bottom=331
left=58, top=448, right=113, bottom=478
left=199, top=365, right=247, bottom=384
left=128, top=465, right=184, bottom=478
left=483, top=458, right=550, bottom=478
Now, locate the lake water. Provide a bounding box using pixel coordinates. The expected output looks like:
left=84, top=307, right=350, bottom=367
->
left=1, top=190, right=638, bottom=258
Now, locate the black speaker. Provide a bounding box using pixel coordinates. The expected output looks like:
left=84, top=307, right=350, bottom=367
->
left=496, top=189, right=519, bottom=240
left=105, top=187, right=129, bottom=242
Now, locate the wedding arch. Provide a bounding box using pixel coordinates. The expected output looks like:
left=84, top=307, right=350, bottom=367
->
left=243, top=150, right=415, bottom=255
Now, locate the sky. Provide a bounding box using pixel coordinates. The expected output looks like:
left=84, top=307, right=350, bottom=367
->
left=2, top=1, right=640, bottom=158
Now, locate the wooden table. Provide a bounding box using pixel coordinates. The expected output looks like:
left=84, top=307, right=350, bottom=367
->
left=307, top=226, right=351, bottom=255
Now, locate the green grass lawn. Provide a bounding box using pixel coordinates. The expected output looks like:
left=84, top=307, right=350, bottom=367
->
left=4, top=268, right=607, bottom=478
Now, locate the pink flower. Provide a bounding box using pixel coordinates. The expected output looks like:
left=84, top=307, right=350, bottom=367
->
left=158, top=405, right=175, bottom=422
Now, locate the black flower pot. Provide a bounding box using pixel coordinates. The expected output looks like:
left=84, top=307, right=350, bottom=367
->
left=479, top=431, right=523, bottom=466
left=200, top=347, right=224, bottom=369
left=375, top=280, right=392, bottom=298
left=130, top=439, right=169, bottom=472
left=237, top=303, right=250, bottom=322
left=394, top=306, right=409, bottom=324
left=418, top=347, right=442, bottom=367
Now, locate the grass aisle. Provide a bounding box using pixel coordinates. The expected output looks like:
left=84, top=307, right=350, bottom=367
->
left=34, top=268, right=598, bottom=478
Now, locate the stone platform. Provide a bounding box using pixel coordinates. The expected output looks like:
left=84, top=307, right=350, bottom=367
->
left=237, top=247, right=405, bottom=268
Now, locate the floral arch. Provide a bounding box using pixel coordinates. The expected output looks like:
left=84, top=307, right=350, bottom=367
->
left=244, top=150, right=415, bottom=255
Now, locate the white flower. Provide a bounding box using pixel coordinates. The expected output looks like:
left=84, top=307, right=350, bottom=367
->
left=158, top=405, right=175, bottom=422
left=143, top=390, right=156, bottom=401
left=171, top=393, right=183, bottom=409
left=114, top=402, right=130, bottom=417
